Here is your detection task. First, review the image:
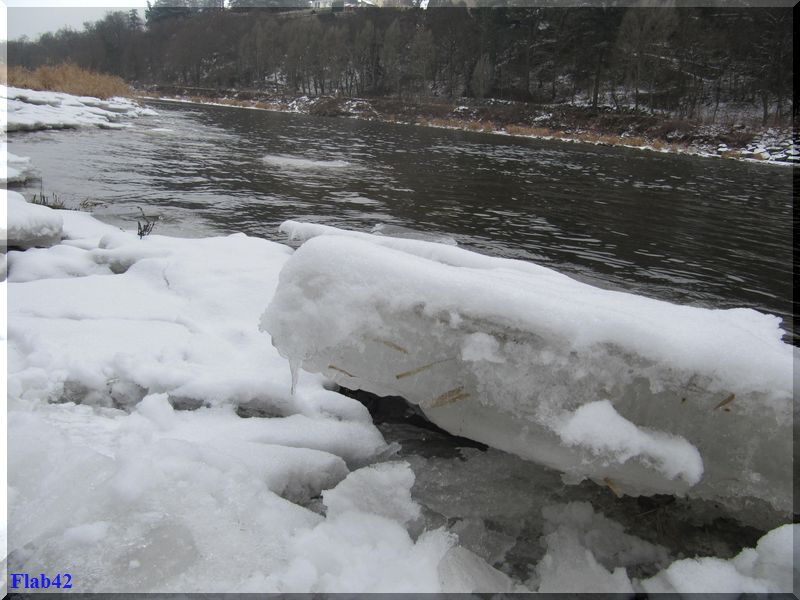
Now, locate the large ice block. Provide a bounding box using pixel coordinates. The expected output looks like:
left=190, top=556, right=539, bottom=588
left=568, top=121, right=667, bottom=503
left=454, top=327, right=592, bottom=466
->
left=261, top=222, right=794, bottom=523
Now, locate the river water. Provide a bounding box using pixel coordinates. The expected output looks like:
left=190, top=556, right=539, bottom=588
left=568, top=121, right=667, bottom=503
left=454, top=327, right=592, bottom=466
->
left=10, top=99, right=794, bottom=344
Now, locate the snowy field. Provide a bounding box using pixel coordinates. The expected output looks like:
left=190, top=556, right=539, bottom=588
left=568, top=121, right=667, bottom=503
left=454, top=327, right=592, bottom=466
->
left=1, top=88, right=797, bottom=594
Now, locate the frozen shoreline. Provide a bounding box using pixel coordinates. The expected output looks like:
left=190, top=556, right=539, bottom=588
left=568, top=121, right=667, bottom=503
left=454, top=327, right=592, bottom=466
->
left=3, top=197, right=797, bottom=593
left=2, top=86, right=797, bottom=593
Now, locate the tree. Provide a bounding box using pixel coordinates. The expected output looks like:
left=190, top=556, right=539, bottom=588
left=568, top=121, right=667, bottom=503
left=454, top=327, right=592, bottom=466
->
left=381, top=18, right=405, bottom=97
left=354, top=19, right=378, bottom=95
left=617, top=3, right=677, bottom=112
left=145, top=0, right=191, bottom=27
left=745, top=8, right=793, bottom=125
left=471, top=53, right=492, bottom=98
left=409, top=27, right=434, bottom=96
left=566, top=8, right=623, bottom=109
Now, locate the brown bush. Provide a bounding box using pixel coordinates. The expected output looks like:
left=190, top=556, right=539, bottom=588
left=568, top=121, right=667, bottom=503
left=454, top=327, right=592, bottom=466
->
left=647, top=118, right=694, bottom=141
left=7, top=63, right=130, bottom=99
left=717, top=131, right=756, bottom=147
left=309, top=96, right=346, bottom=117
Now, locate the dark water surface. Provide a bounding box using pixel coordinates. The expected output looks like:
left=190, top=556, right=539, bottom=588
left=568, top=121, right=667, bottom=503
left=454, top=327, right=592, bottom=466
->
left=10, top=99, right=794, bottom=342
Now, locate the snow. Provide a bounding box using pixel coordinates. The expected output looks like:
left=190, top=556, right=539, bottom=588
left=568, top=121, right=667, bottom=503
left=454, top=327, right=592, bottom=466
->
left=3, top=202, right=796, bottom=592
left=3, top=190, right=64, bottom=249
left=264, top=462, right=456, bottom=592
left=640, top=524, right=797, bottom=594
left=323, top=462, right=420, bottom=525
left=1, top=145, right=37, bottom=185
left=1, top=85, right=156, bottom=132
left=554, top=399, right=703, bottom=485
left=438, top=546, right=517, bottom=592
left=4, top=205, right=513, bottom=593
left=262, top=222, right=793, bottom=522
left=533, top=502, right=797, bottom=593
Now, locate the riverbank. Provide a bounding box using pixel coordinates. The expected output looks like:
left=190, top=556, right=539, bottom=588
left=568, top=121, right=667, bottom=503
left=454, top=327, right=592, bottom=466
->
left=137, top=87, right=797, bottom=165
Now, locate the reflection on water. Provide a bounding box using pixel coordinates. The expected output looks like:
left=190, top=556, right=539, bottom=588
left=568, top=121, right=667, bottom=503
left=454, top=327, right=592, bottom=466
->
left=9, top=100, right=794, bottom=343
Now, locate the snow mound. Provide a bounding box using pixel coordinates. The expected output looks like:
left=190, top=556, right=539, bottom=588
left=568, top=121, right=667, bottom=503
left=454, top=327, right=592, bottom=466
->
left=640, top=523, right=798, bottom=593
left=3, top=190, right=64, bottom=249
left=262, top=223, right=793, bottom=523
left=2, top=85, right=156, bottom=132
left=262, top=464, right=453, bottom=592
left=323, top=462, right=421, bottom=525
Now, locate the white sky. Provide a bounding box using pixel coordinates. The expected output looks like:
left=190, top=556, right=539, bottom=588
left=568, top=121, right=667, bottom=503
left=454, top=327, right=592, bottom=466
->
left=3, top=1, right=149, bottom=41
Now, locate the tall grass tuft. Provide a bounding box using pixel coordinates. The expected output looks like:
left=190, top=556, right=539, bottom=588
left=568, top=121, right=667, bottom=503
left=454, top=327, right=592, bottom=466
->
left=6, top=63, right=130, bottom=99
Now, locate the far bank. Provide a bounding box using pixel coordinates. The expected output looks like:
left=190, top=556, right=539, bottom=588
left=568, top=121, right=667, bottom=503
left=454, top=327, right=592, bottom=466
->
left=138, top=85, right=797, bottom=166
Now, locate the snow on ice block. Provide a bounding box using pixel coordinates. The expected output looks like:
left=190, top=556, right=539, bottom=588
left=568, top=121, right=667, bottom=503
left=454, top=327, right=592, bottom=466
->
left=3, top=190, right=63, bottom=248
left=262, top=222, right=794, bottom=524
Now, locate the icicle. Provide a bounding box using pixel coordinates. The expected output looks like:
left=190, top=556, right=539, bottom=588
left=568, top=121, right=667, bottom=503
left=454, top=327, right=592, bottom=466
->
left=289, top=358, right=300, bottom=396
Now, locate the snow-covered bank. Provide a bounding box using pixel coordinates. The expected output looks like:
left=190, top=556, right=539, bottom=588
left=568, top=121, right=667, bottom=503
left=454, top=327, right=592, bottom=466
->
left=2, top=85, right=156, bottom=132
left=264, top=221, right=794, bottom=527
left=2, top=198, right=797, bottom=592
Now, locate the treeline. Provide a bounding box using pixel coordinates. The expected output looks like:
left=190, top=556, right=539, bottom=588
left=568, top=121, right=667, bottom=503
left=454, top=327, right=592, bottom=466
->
left=6, top=3, right=793, bottom=124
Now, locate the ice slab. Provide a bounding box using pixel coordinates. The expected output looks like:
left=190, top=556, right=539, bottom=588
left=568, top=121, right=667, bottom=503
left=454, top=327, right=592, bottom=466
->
left=3, top=190, right=64, bottom=249
left=1, top=146, right=37, bottom=185
left=262, top=223, right=794, bottom=523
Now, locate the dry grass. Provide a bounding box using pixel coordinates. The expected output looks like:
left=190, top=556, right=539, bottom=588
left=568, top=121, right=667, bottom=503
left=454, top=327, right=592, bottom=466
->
left=720, top=149, right=745, bottom=160
left=427, top=117, right=463, bottom=128
left=574, top=131, right=629, bottom=146
left=7, top=64, right=130, bottom=99
left=649, top=139, right=683, bottom=153
left=504, top=124, right=555, bottom=137
left=254, top=101, right=282, bottom=111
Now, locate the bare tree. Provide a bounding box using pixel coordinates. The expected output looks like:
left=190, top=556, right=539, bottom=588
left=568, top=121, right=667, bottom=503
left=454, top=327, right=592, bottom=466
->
left=381, top=18, right=405, bottom=98
left=471, top=53, right=492, bottom=98
left=617, top=3, right=677, bottom=112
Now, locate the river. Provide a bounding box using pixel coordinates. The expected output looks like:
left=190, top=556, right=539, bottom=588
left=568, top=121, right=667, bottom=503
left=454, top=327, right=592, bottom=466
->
left=10, top=99, right=794, bottom=345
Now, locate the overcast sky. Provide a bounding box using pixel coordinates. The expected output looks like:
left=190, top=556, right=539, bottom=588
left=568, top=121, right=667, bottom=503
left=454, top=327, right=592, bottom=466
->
left=4, top=3, right=148, bottom=41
